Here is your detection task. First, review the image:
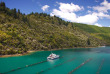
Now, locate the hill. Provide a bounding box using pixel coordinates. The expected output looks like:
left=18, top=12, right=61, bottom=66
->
left=0, top=2, right=108, bottom=55
left=73, top=23, right=110, bottom=45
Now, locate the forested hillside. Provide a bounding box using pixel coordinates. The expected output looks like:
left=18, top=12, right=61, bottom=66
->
left=0, top=2, right=108, bottom=55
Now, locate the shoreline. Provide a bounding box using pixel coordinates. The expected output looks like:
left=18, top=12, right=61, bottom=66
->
left=0, top=50, right=40, bottom=58
left=0, top=46, right=102, bottom=58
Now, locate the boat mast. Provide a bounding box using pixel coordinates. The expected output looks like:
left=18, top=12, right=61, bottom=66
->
left=51, top=49, right=52, bottom=54
left=49, top=44, right=52, bottom=54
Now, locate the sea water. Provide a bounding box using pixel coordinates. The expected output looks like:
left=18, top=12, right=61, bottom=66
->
left=0, top=46, right=110, bottom=74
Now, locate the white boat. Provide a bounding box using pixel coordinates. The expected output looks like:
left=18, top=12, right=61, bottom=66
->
left=102, top=46, right=106, bottom=47
left=47, top=53, right=59, bottom=60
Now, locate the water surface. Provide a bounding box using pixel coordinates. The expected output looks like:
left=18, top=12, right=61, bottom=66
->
left=0, top=46, right=110, bottom=74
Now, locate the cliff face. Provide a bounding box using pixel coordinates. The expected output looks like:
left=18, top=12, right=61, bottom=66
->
left=0, top=2, right=108, bottom=55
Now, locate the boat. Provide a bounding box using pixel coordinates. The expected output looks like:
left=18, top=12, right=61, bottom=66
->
left=102, top=46, right=105, bottom=47
left=47, top=53, right=59, bottom=60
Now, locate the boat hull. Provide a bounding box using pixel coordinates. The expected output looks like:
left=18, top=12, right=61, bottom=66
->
left=47, top=55, right=59, bottom=60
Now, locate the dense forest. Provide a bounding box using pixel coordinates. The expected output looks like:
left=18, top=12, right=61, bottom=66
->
left=0, top=2, right=109, bottom=55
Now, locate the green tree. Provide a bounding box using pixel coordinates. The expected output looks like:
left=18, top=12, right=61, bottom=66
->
left=11, top=8, right=17, bottom=18
left=22, top=16, right=28, bottom=22
left=87, top=38, right=90, bottom=45
left=18, top=9, right=20, bottom=14
left=0, top=2, right=6, bottom=12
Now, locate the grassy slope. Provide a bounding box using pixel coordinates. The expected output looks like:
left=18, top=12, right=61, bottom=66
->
left=74, top=23, right=110, bottom=45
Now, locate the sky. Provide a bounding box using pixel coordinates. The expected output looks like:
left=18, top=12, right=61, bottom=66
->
left=2, top=0, right=110, bottom=27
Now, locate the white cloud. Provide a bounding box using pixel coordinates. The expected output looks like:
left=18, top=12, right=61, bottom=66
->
left=97, top=12, right=110, bottom=19
left=76, top=14, right=99, bottom=24
left=50, top=1, right=110, bottom=26
left=87, top=10, right=92, bottom=13
left=94, top=23, right=103, bottom=27
left=93, top=6, right=108, bottom=13
left=58, top=3, right=84, bottom=13
left=51, top=2, right=99, bottom=25
left=41, top=5, right=50, bottom=11
left=93, top=0, right=110, bottom=13
left=50, top=9, right=77, bottom=21
left=51, top=10, right=99, bottom=25
left=76, top=12, right=110, bottom=24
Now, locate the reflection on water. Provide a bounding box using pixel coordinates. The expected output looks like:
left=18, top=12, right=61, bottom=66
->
left=47, top=59, right=54, bottom=64
left=90, top=46, right=110, bottom=53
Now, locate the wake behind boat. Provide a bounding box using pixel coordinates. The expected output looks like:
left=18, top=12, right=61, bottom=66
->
left=47, top=53, right=59, bottom=60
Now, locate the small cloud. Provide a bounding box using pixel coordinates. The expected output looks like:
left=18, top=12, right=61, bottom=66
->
left=94, top=23, right=102, bottom=27
left=41, top=5, right=50, bottom=11
left=93, top=0, right=110, bottom=13
left=97, top=12, right=110, bottom=19
left=54, top=2, right=59, bottom=6
left=87, top=10, right=92, bottom=13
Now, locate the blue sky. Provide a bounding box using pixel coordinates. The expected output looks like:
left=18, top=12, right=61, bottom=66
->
left=3, top=0, right=110, bottom=27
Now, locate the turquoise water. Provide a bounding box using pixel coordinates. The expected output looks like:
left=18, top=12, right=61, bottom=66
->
left=0, top=47, right=110, bottom=74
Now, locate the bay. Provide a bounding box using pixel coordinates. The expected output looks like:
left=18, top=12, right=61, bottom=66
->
left=0, top=46, right=110, bottom=74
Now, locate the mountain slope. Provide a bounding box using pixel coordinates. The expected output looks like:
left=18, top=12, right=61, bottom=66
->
left=0, top=2, right=107, bottom=55
left=73, top=23, right=110, bottom=45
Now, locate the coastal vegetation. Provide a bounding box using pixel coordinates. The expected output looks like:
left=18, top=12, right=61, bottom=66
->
left=0, top=2, right=109, bottom=55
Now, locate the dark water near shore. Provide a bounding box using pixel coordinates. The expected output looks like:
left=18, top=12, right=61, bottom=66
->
left=0, top=46, right=110, bottom=74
